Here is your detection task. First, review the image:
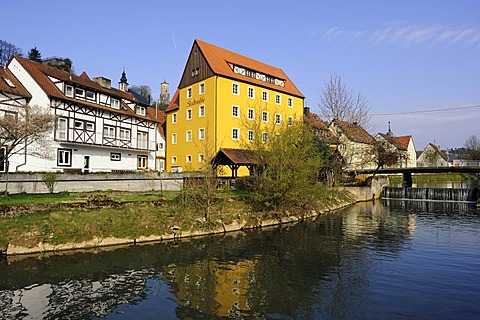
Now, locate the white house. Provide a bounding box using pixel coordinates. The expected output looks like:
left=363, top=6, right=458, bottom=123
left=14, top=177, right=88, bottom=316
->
left=375, top=132, right=417, bottom=168
left=417, top=143, right=449, bottom=167
left=2, top=55, right=165, bottom=173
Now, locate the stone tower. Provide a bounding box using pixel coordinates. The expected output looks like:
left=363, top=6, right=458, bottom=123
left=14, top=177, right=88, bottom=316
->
left=160, top=80, right=170, bottom=105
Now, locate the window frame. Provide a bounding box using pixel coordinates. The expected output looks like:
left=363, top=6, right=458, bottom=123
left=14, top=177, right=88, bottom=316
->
left=275, top=114, right=282, bottom=125
left=199, top=82, right=205, bottom=95
left=262, top=111, right=269, bottom=123
left=186, top=108, right=192, bottom=120
left=57, top=117, right=68, bottom=140
left=248, top=86, right=255, bottom=99
left=186, top=154, right=192, bottom=163
left=186, top=87, right=192, bottom=99
left=137, top=131, right=148, bottom=149
left=172, top=112, right=177, bottom=124
left=262, top=91, right=268, bottom=102
left=248, top=130, right=254, bottom=142
left=119, top=128, right=131, bottom=141
left=110, top=152, right=121, bottom=161
left=232, top=105, right=240, bottom=118
left=137, top=155, right=148, bottom=169
left=199, top=105, right=205, bottom=117
left=57, top=148, right=72, bottom=167
left=65, top=85, right=74, bottom=97
left=103, top=125, right=116, bottom=139
left=288, top=97, right=293, bottom=108
left=172, top=133, right=177, bottom=144
left=248, top=108, right=255, bottom=120
left=232, top=128, right=240, bottom=141
left=232, top=83, right=239, bottom=95
left=198, top=128, right=205, bottom=140
left=275, top=94, right=281, bottom=105
left=186, top=130, right=192, bottom=142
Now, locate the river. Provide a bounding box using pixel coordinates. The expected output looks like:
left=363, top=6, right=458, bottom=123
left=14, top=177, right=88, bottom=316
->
left=1, top=199, right=479, bottom=319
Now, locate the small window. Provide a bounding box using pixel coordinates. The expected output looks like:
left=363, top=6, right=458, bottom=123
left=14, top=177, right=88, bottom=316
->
left=172, top=113, right=177, bottom=123
left=111, top=152, right=121, bottom=161
left=275, top=94, right=281, bottom=105
left=232, top=128, right=239, bottom=140
left=111, top=98, right=120, bottom=109
left=262, top=132, right=268, bottom=143
left=74, top=120, right=83, bottom=129
left=103, top=126, right=115, bottom=138
left=288, top=97, right=293, bottom=108
left=248, top=130, right=254, bottom=142
left=198, top=154, right=205, bottom=162
left=248, top=108, right=255, bottom=120
left=275, top=114, right=282, bottom=125
left=75, top=88, right=85, bottom=97
left=232, top=105, right=239, bottom=118
left=120, top=128, right=131, bottom=141
left=232, top=83, right=239, bottom=95
left=186, top=108, right=192, bottom=120
left=199, top=128, right=205, bottom=140
left=187, top=87, right=192, bottom=99
left=186, top=130, right=192, bottom=142
left=57, top=148, right=72, bottom=166
left=186, top=154, right=192, bottom=163
left=137, top=155, right=148, bottom=169
left=248, top=87, right=254, bottom=99
left=57, top=118, right=68, bottom=140
left=172, top=133, right=177, bottom=144
left=86, top=91, right=95, bottom=100
left=3, top=77, right=15, bottom=88
left=65, top=85, right=74, bottom=97
left=136, top=106, right=146, bottom=116
left=262, top=91, right=268, bottom=102
left=288, top=116, right=293, bottom=126
left=199, top=83, right=205, bottom=95
left=199, top=105, right=205, bottom=117
left=262, top=111, right=269, bottom=122
left=85, top=122, right=94, bottom=131
left=171, top=156, right=177, bottom=164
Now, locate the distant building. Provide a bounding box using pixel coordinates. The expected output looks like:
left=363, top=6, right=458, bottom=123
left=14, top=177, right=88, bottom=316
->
left=2, top=55, right=165, bottom=172
left=303, top=108, right=339, bottom=148
left=160, top=80, right=170, bottom=105
left=417, top=143, right=449, bottom=167
left=375, top=126, right=417, bottom=168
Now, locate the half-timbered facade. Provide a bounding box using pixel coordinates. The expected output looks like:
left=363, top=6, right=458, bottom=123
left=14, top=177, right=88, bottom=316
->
left=4, top=56, right=164, bottom=172
left=166, top=39, right=305, bottom=175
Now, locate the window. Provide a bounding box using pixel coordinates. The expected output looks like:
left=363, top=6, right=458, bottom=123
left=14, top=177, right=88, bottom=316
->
left=248, top=130, right=254, bottom=142
left=186, top=154, right=192, bottom=163
left=262, top=111, right=269, bottom=122
left=198, top=154, right=205, bottom=162
left=171, top=156, right=177, bottom=164
left=199, top=83, right=205, bottom=94
left=120, top=128, right=130, bottom=141
left=262, top=91, right=268, bottom=102
left=172, top=133, right=177, bottom=144
left=186, top=108, right=192, bottom=120
left=248, top=108, right=255, bottom=120
left=288, top=116, right=293, bottom=126
left=65, top=85, right=74, bottom=97
left=232, top=83, right=239, bottom=95
left=111, top=98, right=120, bottom=109
left=75, top=88, right=85, bottom=98
left=85, top=122, right=94, bottom=131
left=232, top=105, right=239, bottom=117
left=157, top=142, right=164, bottom=151
left=186, top=130, right=192, bottom=142
left=186, top=87, right=192, bottom=99
left=74, top=120, right=83, bottom=130
left=248, top=87, right=254, bottom=99
left=57, top=148, right=72, bottom=166
left=136, top=106, right=146, bottom=116
left=199, top=128, right=205, bottom=140
left=137, top=155, right=147, bottom=169
left=232, top=128, right=240, bottom=140
left=111, top=152, right=121, bottom=161
left=86, top=91, right=95, bottom=100
left=199, top=105, right=205, bottom=117
left=275, top=94, right=281, bottom=105
left=3, top=77, right=15, bottom=88
left=262, top=132, right=268, bottom=143
left=288, top=97, right=293, bottom=108
left=103, top=126, right=115, bottom=138
left=137, top=131, right=148, bottom=149
left=57, top=118, right=68, bottom=140
left=172, top=113, right=177, bottom=123
left=275, top=114, right=282, bottom=125
left=0, top=148, right=5, bottom=172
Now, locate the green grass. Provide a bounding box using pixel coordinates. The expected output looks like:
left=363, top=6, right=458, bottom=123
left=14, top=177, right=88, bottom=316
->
left=388, top=173, right=478, bottom=185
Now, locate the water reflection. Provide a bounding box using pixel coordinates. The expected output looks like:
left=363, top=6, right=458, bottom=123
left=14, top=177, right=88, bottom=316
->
left=1, top=201, right=479, bottom=319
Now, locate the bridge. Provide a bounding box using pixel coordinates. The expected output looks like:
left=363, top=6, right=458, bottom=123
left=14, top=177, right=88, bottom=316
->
left=358, top=166, right=480, bottom=187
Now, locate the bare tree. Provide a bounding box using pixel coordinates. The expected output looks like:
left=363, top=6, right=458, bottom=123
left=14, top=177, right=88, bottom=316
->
left=129, top=85, right=153, bottom=102
left=0, top=39, right=22, bottom=66
left=319, top=73, right=371, bottom=130
left=0, top=104, right=55, bottom=170
left=464, top=135, right=480, bottom=160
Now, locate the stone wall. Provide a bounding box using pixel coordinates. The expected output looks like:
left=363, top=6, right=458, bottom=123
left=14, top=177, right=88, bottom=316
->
left=343, top=175, right=388, bottom=202
left=0, top=172, right=184, bottom=194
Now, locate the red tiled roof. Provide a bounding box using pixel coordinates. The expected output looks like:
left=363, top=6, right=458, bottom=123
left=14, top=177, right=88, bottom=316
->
left=332, top=120, right=376, bottom=145
left=165, top=89, right=179, bottom=112
left=304, top=113, right=339, bottom=144
left=0, top=67, right=31, bottom=98
left=394, top=135, right=412, bottom=151
left=146, top=107, right=166, bottom=138
left=195, top=39, right=304, bottom=98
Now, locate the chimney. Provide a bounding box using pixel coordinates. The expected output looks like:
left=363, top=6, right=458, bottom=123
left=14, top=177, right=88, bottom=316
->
left=93, top=76, right=111, bottom=89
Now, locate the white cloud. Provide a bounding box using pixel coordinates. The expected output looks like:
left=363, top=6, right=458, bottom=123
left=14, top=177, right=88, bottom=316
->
left=319, top=23, right=480, bottom=48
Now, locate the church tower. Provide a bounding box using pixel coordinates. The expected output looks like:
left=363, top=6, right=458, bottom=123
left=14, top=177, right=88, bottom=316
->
left=119, top=68, right=128, bottom=92
left=160, top=80, right=170, bottom=105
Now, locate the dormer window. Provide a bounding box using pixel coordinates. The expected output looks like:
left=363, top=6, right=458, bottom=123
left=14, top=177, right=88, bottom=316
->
left=136, top=106, right=146, bottom=116
left=75, top=88, right=85, bottom=98
left=111, top=98, right=120, bottom=109
left=65, top=85, right=74, bottom=97
left=3, top=77, right=15, bottom=88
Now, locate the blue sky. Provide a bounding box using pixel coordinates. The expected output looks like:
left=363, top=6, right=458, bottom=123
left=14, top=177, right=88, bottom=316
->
left=3, top=0, right=479, bottom=150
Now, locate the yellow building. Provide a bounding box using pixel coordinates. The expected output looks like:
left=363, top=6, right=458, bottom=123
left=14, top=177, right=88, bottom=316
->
left=166, top=39, right=304, bottom=175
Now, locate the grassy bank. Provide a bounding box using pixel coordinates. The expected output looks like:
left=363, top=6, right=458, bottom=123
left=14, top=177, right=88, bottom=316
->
left=0, top=188, right=353, bottom=253
left=388, top=173, right=478, bottom=185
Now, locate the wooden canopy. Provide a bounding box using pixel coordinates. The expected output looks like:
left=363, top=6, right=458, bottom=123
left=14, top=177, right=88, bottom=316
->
left=212, top=148, right=261, bottom=177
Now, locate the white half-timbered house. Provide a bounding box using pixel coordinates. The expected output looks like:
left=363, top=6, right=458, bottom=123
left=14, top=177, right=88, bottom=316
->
left=0, top=66, right=32, bottom=172
left=4, top=55, right=165, bottom=173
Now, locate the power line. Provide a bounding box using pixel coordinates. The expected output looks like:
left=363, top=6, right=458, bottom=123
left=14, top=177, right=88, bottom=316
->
left=371, top=104, right=480, bottom=116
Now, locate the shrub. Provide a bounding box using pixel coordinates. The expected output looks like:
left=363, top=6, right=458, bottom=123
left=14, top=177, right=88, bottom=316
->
left=42, top=172, right=59, bottom=193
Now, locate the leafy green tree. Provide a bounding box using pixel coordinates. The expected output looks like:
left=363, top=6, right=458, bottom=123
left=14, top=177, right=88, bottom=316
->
left=28, top=47, right=42, bottom=62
